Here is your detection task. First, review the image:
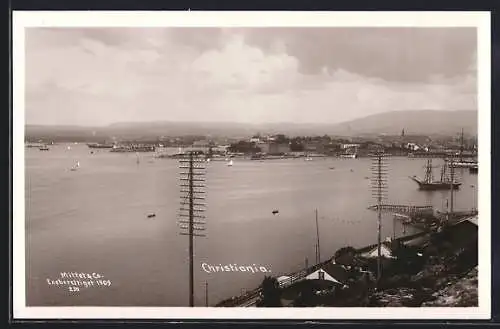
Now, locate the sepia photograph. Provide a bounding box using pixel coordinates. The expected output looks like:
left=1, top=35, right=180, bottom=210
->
left=12, top=11, right=491, bottom=319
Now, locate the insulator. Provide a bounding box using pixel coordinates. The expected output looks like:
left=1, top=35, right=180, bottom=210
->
left=180, top=202, right=206, bottom=206
left=179, top=208, right=205, bottom=212
left=181, top=190, right=206, bottom=194
left=179, top=214, right=206, bottom=219
left=180, top=232, right=206, bottom=237
left=178, top=220, right=207, bottom=225
left=179, top=225, right=206, bottom=231
left=179, top=167, right=206, bottom=170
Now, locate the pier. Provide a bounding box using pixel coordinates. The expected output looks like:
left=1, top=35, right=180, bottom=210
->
left=408, top=152, right=476, bottom=159
left=367, top=204, right=434, bottom=217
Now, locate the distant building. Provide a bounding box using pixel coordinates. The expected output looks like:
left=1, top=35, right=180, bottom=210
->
left=341, top=143, right=360, bottom=150
left=406, top=143, right=420, bottom=151
left=212, top=145, right=230, bottom=154
left=259, top=142, right=290, bottom=155
left=189, top=140, right=212, bottom=153
left=304, top=142, right=325, bottom=153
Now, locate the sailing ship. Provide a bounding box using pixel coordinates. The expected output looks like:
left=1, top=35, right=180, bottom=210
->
left=449, top=128, right=478, bottom=168
left=409, top=159, right=461, bottom=190
left=227, top=159, right=234, bottom=166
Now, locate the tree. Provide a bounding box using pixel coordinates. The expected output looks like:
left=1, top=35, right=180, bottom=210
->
left=334, top=246, right=357, bottom=266
left=274, top=134, right=288, bottom=144
left=258, top=276, right=282, bottom=307
left=290, top=141, right=304, bottom=152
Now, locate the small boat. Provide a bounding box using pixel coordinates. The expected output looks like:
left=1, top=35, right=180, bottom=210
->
left=39, top=146, right=50, bottom=151
left=87, top=143, right=114, bottom=149
left=272, top=210, right=279, bottom=215
left=340, top=153, right=357, bottom=159
left=70, top=161, right=80, bottom=171
left=147, top=213, right=156, bottom=218
left=227, top=160, right=233, bottom=166
left=450, top=161, right=477, bottom=169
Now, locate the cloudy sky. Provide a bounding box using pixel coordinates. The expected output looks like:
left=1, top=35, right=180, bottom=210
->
left=25, top=27, right=477, bottom=126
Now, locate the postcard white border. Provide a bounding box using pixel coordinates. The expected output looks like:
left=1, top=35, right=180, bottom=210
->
left=12, top=11, right=491, bottom=320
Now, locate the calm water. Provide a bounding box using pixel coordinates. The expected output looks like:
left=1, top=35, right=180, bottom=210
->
left=25, top=144, right=477, bottom=306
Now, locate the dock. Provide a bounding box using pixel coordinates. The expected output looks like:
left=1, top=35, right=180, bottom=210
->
left=368, top=204, right=434, bottom=217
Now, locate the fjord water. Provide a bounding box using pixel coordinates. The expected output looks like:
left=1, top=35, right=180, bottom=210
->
left=25, top=144, right=478, bottom=306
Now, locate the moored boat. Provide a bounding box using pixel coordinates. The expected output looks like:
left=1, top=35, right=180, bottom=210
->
left=340, top=153, right=357, bottom=159
left=409, top=159, right=461, bottom=191
left=87, top=143, right=114, bottom=149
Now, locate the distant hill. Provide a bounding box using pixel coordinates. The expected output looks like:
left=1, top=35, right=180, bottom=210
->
left=330, top=110, right=478, bottom=137
left=25, top=110, right=478, bottom=141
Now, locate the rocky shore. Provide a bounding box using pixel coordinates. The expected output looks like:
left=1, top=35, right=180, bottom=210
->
left=421, top=267, right=478, bottom=307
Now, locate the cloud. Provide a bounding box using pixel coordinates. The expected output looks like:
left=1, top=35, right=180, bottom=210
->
left=191, top=34, right=300, bottom=93
left=242, top=28, right=477, bottom=82
left=24, top=28, right=477, bottom=126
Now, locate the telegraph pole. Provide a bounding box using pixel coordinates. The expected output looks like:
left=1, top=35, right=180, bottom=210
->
left=449, top=157, right=455, bottom=222
left=205, top=281, right=208, bottom=307
left=371, top=150, right=388, bottom=284
left=179, top=151, right=206, bottom=307
left=315, top=209, right=321, bottom=264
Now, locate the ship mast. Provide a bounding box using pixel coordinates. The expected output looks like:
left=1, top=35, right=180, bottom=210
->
left=440, top=159, right=447, bottom=182
left=459, top=128, right=464, bottom=163
left=424, top=159, right=433, bottom=183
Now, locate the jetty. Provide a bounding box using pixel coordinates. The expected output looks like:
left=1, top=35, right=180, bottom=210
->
left=367, top=204, right=434, bottom=217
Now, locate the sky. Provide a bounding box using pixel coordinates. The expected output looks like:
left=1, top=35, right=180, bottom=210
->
left=24, top=27, right=477, bottom=126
